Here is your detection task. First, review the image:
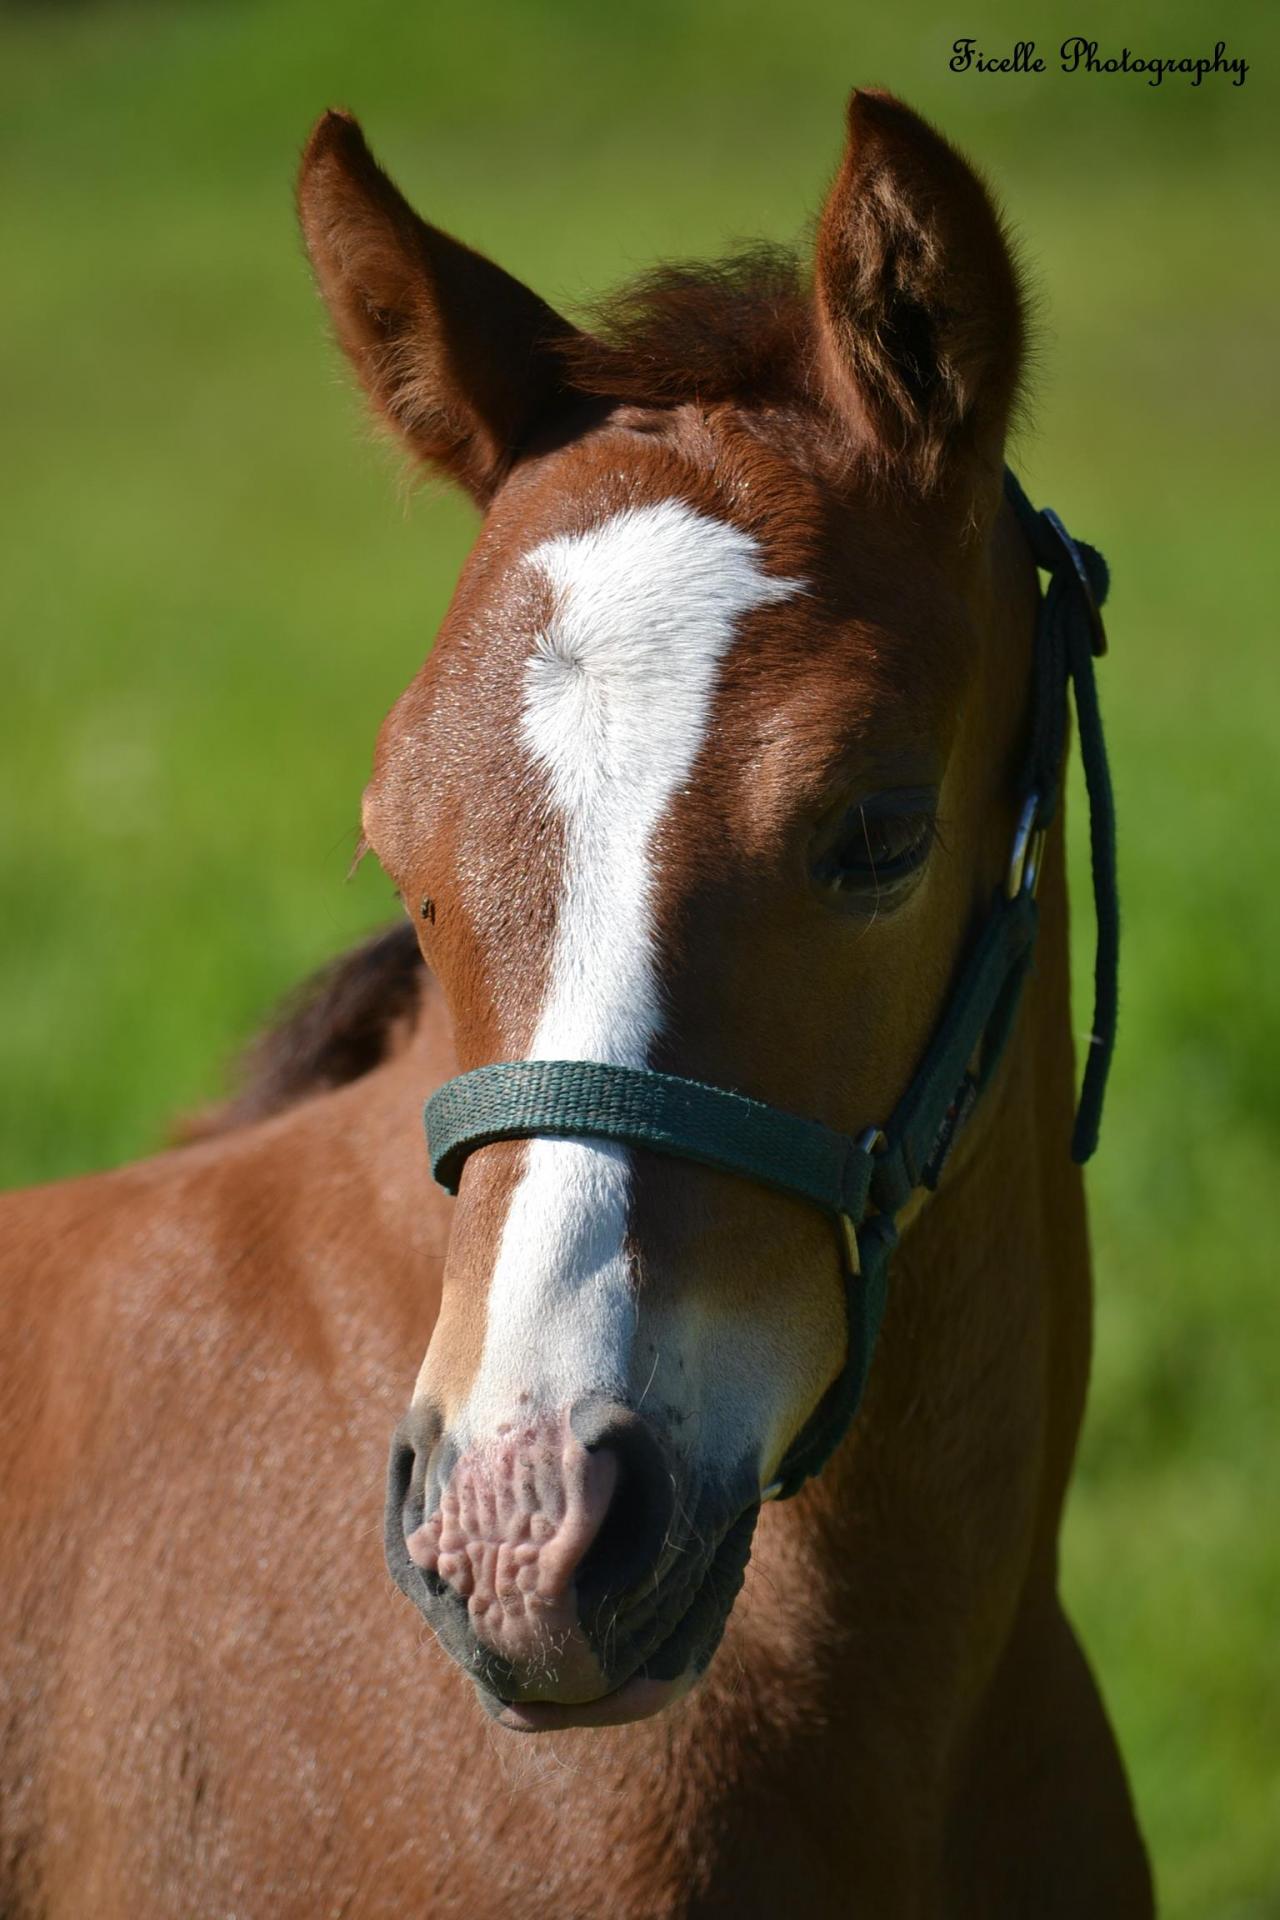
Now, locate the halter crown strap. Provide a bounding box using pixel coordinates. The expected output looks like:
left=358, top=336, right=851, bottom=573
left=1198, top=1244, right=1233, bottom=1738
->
left=422, top=471, right=1118, bottom=1499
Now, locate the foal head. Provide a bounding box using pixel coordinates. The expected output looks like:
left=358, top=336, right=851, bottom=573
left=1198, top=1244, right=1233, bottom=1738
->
left=299, top=91, right=1029, bottom=1730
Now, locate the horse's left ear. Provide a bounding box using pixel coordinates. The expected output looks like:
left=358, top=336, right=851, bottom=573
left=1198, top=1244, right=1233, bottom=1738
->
left=813, top=90, right=1026, bottom=492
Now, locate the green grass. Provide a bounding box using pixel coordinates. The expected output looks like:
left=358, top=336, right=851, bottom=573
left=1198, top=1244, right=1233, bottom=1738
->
left=2, top=2, right=1276, bottom=1909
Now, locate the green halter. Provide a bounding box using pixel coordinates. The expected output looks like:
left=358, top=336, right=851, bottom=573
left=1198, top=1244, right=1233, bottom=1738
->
left=424, top=472, right=1117, bottom=1501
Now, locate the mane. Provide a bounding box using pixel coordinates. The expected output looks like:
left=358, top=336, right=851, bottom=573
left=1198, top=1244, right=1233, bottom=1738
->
left=179, top=922, right=427, bottom=1141
left=557, top=244, right=813, bottom=407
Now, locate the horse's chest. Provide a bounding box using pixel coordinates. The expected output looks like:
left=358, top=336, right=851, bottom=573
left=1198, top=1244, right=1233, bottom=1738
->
left=21, top=1610, right=858, bottom=1920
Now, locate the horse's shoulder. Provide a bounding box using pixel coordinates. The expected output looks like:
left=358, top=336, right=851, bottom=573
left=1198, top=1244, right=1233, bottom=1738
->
left=1, top=1126, right=319, bottom=1454
left=2, top=1062, right=444, bottom=1476
left=2, top=1127, right=286, bottom=1324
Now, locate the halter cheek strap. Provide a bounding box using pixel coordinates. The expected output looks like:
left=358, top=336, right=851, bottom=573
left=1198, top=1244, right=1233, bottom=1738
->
left=423, top=471, right=1118, bottom=1501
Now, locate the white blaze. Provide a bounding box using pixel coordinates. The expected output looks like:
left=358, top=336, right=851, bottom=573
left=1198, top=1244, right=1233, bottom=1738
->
left=462, top=501, right=799, bottom=1435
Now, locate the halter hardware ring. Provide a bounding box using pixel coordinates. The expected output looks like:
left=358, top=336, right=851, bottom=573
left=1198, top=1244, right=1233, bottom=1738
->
left=838, top=1127, right=888, bottom=1277
left=1006, top=792, right=1046, bottom=899
left=838, top=1214, right=861, bottom=1277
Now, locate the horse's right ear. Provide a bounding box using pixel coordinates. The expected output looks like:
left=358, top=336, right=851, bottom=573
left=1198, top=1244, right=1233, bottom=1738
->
left=813, top=90, right=1026, bottom=494
left=297, top=112, right=578, bottom=505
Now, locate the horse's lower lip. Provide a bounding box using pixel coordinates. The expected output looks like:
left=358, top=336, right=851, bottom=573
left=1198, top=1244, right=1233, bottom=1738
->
left=492, top=1669, right=692, bottom=1734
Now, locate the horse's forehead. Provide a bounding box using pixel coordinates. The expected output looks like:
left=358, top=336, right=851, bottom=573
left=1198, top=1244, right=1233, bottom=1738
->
left=446, top=476, right=962, bottom=790
left=519, top=496, right=801, bottom=660
left=372, top=432, right=968, bottom=891
left=445, top=423, right=959, bottom=708
left=415, top=469, right=822, bottom=764
left=470, top=414, right=821, bottom=607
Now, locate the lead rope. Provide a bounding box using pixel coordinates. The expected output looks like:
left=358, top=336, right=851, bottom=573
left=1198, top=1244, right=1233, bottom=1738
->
left=1002, top=472, right=1118, bottom=1161
left=1065, top=582, right=1119, bottom=1160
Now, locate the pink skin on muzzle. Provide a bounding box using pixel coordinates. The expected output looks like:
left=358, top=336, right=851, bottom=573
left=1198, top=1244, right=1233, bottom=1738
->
left=406, top=1414, right=623, bottom=1706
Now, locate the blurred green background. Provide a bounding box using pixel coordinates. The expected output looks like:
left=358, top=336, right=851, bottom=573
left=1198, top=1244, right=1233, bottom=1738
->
left=2, top=0, right=1276, bottom=1910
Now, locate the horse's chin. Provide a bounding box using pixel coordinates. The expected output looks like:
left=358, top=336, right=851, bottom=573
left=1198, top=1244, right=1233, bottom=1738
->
left=479, top=1669, right=694, bottom=1734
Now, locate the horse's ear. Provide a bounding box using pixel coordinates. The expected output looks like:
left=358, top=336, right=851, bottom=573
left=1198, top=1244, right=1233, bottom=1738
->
left=297, top=111, right=578, bottom=505
left=813, top=90, right=1025, bottom=491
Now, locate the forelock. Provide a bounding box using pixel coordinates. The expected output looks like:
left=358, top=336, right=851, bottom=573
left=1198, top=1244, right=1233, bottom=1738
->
left=554, top=246, right=812, bottom=409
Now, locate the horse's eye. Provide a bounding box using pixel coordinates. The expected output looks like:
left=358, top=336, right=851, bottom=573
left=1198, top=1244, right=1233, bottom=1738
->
left=812, top=790, right=937, bottom=899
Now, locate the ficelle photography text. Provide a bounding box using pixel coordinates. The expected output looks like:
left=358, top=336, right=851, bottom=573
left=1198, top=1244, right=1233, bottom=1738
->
left=950, top=37, right=1249, bottom=86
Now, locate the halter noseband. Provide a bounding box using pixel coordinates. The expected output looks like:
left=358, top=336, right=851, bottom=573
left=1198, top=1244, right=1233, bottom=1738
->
left=422, top=471, right=1118, bottom=1501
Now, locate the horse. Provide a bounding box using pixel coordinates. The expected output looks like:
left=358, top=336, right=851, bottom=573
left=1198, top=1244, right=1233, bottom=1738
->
left=0, top=89, right=1153, bottom=1917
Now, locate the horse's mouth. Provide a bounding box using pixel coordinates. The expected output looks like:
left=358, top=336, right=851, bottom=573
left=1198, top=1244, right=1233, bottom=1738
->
left=481, top=1667, right=695, bottom=1733
left=472, top=1501, right=761, bottom=1733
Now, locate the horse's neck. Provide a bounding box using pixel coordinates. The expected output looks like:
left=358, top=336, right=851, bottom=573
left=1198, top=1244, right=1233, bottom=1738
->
left=720, top=818, right=1090, bottom=1779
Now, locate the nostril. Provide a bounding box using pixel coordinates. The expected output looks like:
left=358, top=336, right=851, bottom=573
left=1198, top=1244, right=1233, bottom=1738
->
left=402, top=1397, right=444, bottom=1472
left=385, top=1435, right=415, bottom=1542
left=386, top=1401, right=448, bottom=1542
left=571, top=1404, right=675, bottom=1603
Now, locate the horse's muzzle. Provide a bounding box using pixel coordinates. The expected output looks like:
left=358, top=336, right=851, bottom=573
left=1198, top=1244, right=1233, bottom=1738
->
left=385, top=1398, right=759, bottom=1727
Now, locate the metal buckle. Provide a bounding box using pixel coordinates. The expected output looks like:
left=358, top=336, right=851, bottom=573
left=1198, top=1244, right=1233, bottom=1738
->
left=1006, top=792, right=1046, bottom=899
left=839, top=1127, right=887, bottom=1277
left=1041, top=507, right=1107, bottom=656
